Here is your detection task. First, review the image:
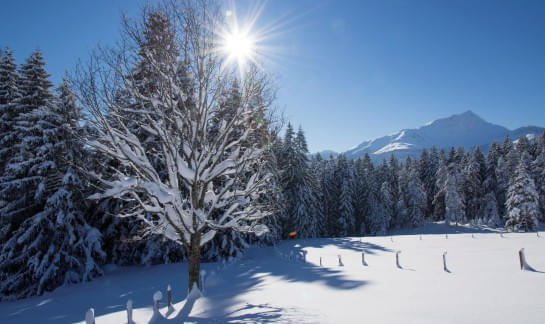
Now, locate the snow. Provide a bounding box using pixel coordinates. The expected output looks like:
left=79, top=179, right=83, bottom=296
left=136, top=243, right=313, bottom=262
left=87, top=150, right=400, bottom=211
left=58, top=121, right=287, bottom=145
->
left=373, top=142, right=412, bottom=155
left=344, top=110, right=545, bottom=160
left=2, top=225, right=545, bottom=323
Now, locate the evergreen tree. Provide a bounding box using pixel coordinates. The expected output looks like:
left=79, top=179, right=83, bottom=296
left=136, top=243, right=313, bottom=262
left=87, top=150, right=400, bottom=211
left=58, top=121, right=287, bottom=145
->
left=482, top=143, right=501, bottom=226
left=0, top=74, right=106, bottom=299
left=481, top=192, right=501, bottom=227
left=462, top=148, right=485, bottom=220
left=432, top=151, right=447, bottom=221
left=505, top=153, right=541, bottom=231
left=532, top=148, right=545, bottom=221
left=278, top=125, right=320, bottom=238
left=0, top=48, right=20, bottom=175
left=336, top=155, right=356, bottom=236
left=406, top=163, right=427, bottom=227
left=0, top=50, right=53, bottom=229
left=395, top=159, right=410, bottom=228
left=443, top=162, right=465, bottom=225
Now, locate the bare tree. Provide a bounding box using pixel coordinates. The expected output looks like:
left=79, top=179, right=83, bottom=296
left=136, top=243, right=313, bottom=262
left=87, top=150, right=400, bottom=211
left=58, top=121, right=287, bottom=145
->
left=76, top=0, right=275, bottom=292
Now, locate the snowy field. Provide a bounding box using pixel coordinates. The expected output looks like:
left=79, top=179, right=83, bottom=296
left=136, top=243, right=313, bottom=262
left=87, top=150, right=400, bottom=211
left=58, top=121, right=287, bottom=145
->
left=1, top=225, right=545, bottom=323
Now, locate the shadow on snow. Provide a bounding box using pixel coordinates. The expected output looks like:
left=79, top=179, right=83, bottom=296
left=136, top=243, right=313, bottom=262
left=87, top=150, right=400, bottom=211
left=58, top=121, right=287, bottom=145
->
left=0, top=237, right=388, bottom=323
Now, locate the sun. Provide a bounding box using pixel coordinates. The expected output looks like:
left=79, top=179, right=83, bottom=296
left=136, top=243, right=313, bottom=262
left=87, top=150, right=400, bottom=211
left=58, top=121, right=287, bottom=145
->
left=223, top=30, right=255, bottom=65
left=216, top=2, right=288, bottom=76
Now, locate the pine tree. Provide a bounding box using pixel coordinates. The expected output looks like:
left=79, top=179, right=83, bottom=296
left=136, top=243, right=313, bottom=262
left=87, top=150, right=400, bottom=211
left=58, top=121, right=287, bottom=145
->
left=0, top=48, right=20, bottom=175
left=432, top=151, right=447, bottom=221
left=444, top=162, right=465, bottom=225
left=462, top=148, right=484, bottom=221
left=406, top=163, right=427, bottom=227
left=481, top=192, right=501, bottom=227
left=336, top=155, right=356, bottom=236
left=0, top=50, right=53, bottom=229
left=505, top=153, right=541, bottom=231
left=532, top=148, right=545, bottom=221
left=482, top=143, right=501, bottom=226
left=395, top=159, right=410, bottom=228
left=278, top=125, right=320, bottom=238
left=0, top=75, right=106, bottom=299
left=418, top=148, right=436, bottom=219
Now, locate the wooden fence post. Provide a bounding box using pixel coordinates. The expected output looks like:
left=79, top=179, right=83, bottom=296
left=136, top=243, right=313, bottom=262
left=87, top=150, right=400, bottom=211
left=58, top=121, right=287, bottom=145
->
left=153, top=291, right=162, bottom=314
left=362, top=252, right=367, bottom=266
left=338, top=255, right=343, bottom=266
left=85, top=308, right=95, bottom=324
left=519, top=248, right=525, bottom=270
left=127, top=300, right=133, bottom=324
left=443, top=251, right=448, bottom=272
left=319, top=256, right=322, bottom=266
left=167, top=285, right=172, bottom=309
left=396, top=251, right=402, bottom=269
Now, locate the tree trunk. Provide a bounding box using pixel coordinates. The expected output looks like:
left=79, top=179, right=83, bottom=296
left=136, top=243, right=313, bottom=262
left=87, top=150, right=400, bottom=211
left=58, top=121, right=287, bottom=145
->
left=188, top=232, right=201, bottom=293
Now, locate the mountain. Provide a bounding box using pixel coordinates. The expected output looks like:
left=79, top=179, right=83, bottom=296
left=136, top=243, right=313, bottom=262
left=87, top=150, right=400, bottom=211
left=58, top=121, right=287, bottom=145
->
left=343, top=110, right=544, bottom=160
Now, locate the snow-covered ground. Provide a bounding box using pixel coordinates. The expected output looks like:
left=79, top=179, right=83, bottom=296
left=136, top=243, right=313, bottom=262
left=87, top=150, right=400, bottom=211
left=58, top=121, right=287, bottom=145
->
left=2, top=226, right=545, bottom=323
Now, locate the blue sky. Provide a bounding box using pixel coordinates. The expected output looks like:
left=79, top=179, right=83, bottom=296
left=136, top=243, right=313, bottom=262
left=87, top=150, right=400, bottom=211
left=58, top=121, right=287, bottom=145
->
left=1, top=0, right=544, bottom=152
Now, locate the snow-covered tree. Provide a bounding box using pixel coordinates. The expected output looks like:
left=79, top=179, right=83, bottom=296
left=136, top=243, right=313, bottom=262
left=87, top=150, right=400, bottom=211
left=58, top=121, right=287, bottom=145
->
left=78, top=3, right=275, bottom=291
left=0, top=78, right=106, bottom=299
left=0, top=48, right=20, bottom=175
left=532, top=148, right=545, bottom=221
left=406, top=163, right=427, bottom=227
left=0, top=50, right=54, bottom=233
left=279, top=125, right=320, bottom=238
left=432, top=151, right=447, bottom=221
left=505, top=153, right=541, bottom=232
left=443, top=162, right=465, bottom=225
left=462, top=148, right=485, bottom=220
left=336, top=155, right=356, bottom=236
left=481, top=192, right=501, bottom=227
left=482, top=143, right=501, bottom=226
left=395, top=159, right=410, bottom=228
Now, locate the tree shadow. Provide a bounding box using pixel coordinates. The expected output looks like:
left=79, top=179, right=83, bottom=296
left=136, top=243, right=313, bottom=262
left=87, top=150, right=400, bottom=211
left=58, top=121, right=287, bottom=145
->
left=286, top=237, right=393, bottom=255
left=0, top=263, right=191, bottom=324
left=0, top=238, right=390, bottom=323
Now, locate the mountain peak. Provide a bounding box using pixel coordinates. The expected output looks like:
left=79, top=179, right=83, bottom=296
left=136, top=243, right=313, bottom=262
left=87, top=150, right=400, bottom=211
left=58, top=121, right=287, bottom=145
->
left=344, top=110, right=544, bottom=160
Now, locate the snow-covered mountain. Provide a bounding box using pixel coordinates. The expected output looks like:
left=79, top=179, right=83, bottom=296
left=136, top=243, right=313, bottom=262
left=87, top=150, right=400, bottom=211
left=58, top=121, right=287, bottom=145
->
left=343, top=110, right=544, bottom=160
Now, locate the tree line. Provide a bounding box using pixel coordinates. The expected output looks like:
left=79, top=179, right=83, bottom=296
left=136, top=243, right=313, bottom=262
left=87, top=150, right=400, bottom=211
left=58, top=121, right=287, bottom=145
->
left=275, top=124, right=544, bottom=239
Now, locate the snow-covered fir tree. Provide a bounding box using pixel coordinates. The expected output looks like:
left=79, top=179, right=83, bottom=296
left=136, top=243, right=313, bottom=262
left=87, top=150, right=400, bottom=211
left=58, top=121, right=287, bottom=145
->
left=0, top=69, right=106, bottom=299
left=443, top=161, right=465, bottom=225
left=505, top=153, right=541, bottom=231
left=336, top=155, right=356, bottom=236
left=481, top=142, right=501, bottom=226
left=432, top=150, right=448, bottom=221
left=532, top=141, right=545, bottom=221
left=278, top=125, right=320, bottom=238
left=462, top=148, right=485, bottom=220
left=0, top=50, right=54, bottom=232
left=0, top=48, right=20, bottom=176
left=406, top=163, right=427, bottom=227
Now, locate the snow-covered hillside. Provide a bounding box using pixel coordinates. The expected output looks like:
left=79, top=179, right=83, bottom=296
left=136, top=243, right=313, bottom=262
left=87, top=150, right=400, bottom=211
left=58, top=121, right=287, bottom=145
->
left=344, top=111, right=544, bottom=160
left=2, top=225, right=545, bottom=324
